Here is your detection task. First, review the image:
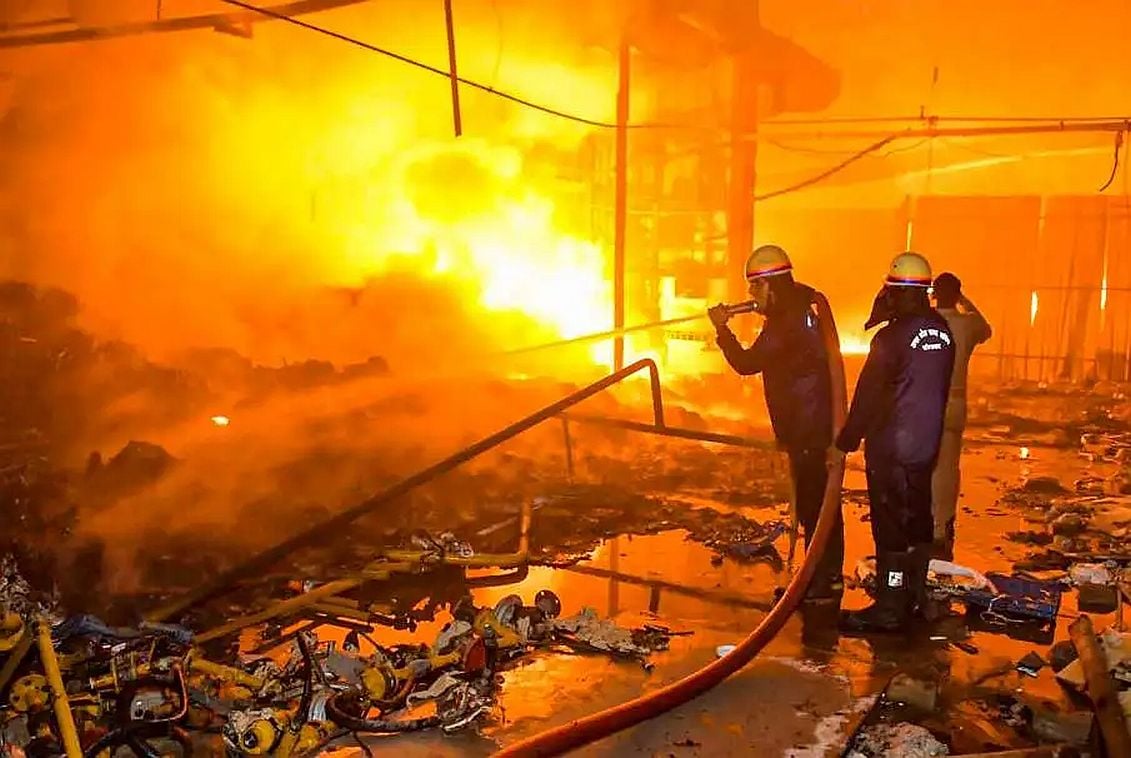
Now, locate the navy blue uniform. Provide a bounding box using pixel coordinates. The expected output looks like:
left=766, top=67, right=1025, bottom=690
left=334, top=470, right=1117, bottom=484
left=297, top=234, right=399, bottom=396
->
left=716, top=283, right=833, bottom=451
left=716, top=282, right=842, bottom=585
left=836, top=308, right=955, bottom=551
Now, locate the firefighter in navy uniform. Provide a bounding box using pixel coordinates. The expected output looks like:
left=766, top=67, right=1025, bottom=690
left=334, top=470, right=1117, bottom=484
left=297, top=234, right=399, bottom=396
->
left=832, top=252, right=956, bottom=633
left=708, top=245, right=846, bottom=601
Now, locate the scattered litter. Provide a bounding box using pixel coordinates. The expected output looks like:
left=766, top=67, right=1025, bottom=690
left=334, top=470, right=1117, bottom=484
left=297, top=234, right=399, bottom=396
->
left=0, top=552, right=682, bottom=755
left=846, top=723, right=949, bottom=757
left=928, top=559, right=995, bottom=593
left=1051, top=512, right=1088, bottom=536
left=1057, top=627, right=1131, bottom=690
left=1021, top=476, right=1068, bottom=495
left=1016, top=651, right=1047, bottom=677
left=1069, top=562, right=1115, bottom=586
left=961, top=573, right=1064, bottom=625
left=1048, top=640, right=1079, bottom=673
left=551, top=607, right=681, bottom=665
left=886, top=673, right=939, bottom=712
left=1078, top=583, right=1120, bottom=614
left=410, top=531, right=475, bottom=560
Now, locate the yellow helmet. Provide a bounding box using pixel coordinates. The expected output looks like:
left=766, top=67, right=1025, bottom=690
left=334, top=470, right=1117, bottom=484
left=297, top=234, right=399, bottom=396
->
left=885, top=252, right=933, bottom=288
left=744, top=244, right=793, bottom=281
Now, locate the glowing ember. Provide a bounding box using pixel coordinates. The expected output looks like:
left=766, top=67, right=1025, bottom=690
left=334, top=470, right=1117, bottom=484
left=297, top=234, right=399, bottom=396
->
left=210, top=415, right=231, bottom=427
left=1019, top=446, right=1030, bottom=460
left=1030, top=290, right=1039, bottom=326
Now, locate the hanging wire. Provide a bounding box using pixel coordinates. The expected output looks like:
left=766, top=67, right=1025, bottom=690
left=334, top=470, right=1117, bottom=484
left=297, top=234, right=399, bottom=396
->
left=218, top=0, right=674, bottom=130
left=1099, top=130, right=1126, bottom=192
left=753, top=134, right=901, bottom=202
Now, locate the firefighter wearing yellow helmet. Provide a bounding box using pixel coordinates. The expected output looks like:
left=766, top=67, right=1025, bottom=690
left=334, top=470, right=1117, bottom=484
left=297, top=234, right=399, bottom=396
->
left=832, top=252, right=955, bottom=634
left=707, top=244, right=846, bottom=602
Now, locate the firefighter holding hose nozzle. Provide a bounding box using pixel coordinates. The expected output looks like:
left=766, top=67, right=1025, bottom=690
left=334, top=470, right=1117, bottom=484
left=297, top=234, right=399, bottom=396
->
left=708, top=244, right=846, bottom=602
left=831, top=252, right=955, bottom=634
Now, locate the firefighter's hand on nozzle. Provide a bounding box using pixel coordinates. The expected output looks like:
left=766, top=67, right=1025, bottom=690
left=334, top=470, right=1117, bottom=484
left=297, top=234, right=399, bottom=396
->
left=826, top=446, right=847, bottom=469
left=708, top=304, right=731, bottom=328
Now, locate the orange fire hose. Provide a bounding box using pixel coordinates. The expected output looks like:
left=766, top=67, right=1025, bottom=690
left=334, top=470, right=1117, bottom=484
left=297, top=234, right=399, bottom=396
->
left=494, top=293, right=848, bottom=757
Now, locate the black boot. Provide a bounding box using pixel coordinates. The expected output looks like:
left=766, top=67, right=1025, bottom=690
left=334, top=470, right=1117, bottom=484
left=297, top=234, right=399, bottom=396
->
left=906, top=543, right=937, bottom=620
left=930, top=520, right=955, bottom=561
left=804, top=571, right=844, bottom=603
left=839, top=551, right=910, bottom=633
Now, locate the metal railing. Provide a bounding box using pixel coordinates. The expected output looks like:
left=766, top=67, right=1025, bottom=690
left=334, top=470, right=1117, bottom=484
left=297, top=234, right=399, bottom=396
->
left=148, top=358, right=766, bottom=622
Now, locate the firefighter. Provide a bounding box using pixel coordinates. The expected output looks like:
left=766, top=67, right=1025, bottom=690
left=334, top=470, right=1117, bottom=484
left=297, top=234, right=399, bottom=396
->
left=832, top=252, right=955, bottom=633
left=930, top=272, right=992, bottom=559
left=708, top=244, right=845, bottom=601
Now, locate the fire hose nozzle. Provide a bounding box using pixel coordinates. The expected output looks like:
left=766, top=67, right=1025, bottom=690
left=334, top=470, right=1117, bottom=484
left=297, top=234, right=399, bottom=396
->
left=725, top=300, right=758, bottom=315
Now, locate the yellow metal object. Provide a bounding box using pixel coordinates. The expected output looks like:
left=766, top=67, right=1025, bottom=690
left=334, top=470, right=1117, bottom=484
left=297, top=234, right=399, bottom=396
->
left=308, top=602, right=374, bottom=622
left=361, top=664, right=395, bottom=701
left=89, top=661, right=155, bottom=691
left=382, top=499, right=532, bottom=570
left=218, top=683, right=255, bottom=702
left=427, top=649, right=462, bottom=669
left=0, top=631, right=33, bottom=695
left=241, top=717, right=281, bottom=754
left=0, top=612, right=25, bottom=652
left=189, top=655, right=265, bottom=690
left=194, top=577, right=365, bottom=644
left=36, top=618, right=82, bottom=758
left=9, top=674, right=49, bottom=712
left=294, top=721, right=335, bottom=753
left=473, top=610, right=522, bottom=648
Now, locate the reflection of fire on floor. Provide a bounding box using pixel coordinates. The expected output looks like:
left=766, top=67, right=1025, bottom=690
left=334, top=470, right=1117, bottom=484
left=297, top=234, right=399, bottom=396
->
left=8, top=369, right=1131, bottom=754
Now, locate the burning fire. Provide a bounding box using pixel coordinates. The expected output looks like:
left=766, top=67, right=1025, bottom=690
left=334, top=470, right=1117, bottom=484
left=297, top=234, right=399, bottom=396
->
left=210, top=415, right=231, bottom=427
left=1030, top=290, right=1039, bottom=326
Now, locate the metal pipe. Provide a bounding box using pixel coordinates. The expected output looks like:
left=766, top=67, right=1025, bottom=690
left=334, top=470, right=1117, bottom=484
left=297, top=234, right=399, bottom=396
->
left=0, top=631, right=33, bottom=698
left=560, top=564, right=774, bottom=612
left=613, top=38, right=630, bottom=371
left=560, top=414, right=769, bottom=448
left=36, top=618, right=82, bottom=758
left=441, top=0, right=461, bottom=137
left=189, top=656, right=267, bottom=690
left=192, top=577, right=365, bottom=643
left=382, top=498, right=533, bottom=568
left=147, top=359, right=665, bottom=622
left=756, top=118, right=1131, bottom=142
left=0, top=0, right=367, bottom=48
left=560, top=417, right=575, bottom=482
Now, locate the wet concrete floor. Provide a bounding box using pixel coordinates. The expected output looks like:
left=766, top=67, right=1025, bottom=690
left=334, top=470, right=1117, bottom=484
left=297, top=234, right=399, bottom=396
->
left=309, top=423, right=1109, bottom=757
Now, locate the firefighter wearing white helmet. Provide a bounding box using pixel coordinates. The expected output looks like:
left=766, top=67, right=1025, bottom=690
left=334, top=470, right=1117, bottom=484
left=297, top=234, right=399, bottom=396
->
left=832, top=252, right=955, bottom=634
left=707, top=244, right=846, bottom=602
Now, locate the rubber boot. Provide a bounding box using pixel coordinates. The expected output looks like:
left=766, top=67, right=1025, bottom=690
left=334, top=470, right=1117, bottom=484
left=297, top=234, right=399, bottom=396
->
left=906, top=544, right=938, bottom=621
left=803, top=571, right=844, bottom=604
left=930, top=520, right=955, bottom=561
left=839, top=551, right=910, bottom=633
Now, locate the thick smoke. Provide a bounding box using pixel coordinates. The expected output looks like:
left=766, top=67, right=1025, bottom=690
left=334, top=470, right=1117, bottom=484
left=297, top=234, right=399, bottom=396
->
left=0, top=1, right=695, bottom=600
left=0, top=0, right=633, bottom=367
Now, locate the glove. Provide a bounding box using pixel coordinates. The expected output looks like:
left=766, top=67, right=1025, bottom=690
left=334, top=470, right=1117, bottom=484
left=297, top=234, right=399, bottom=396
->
left=708, top=304, right=731, bottom=328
